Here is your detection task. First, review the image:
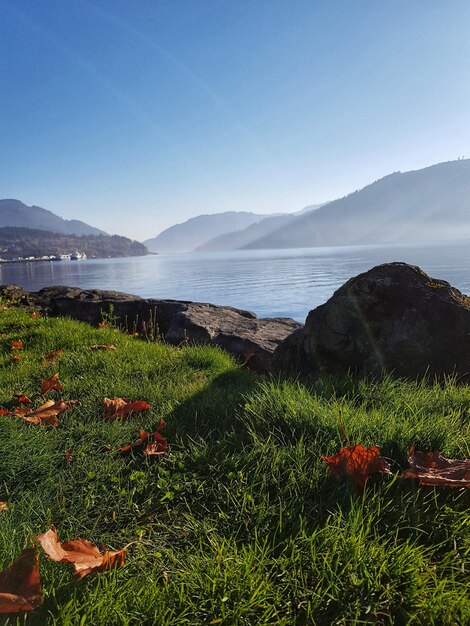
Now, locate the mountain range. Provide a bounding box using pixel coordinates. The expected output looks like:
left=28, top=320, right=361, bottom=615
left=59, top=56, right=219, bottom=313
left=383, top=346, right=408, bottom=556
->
left=146, top=159, right=470, bottom=252
left=0, top=199, right=107, bottom=236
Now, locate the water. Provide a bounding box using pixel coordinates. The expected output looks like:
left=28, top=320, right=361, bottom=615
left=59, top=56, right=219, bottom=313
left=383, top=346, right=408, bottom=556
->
left=1, top=241, right=470, bottom=321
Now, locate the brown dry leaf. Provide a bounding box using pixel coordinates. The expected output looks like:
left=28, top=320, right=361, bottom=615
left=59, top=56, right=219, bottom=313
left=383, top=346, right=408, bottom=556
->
left=98, top=322, right=106, bottom=329
left=35, top=526, right=128, bottom=580
left=31, top=312, right=42, bottom=319
left=0, top=503, right=8, bottom=512
left=64, top=448, right=75, bottom=463
left=45, top=349, right=63, bottom=361
left=41, top=373, right=64, bottom=395
left=90, top=344, right=117, bottom=351
left=19, top=400, right=80, bottom=427
left=403, top=448, right=470, bottom=488
left=10, top=355, right=20, bottom=363
left=321, top=444, right=391, bottom=490
left=10, top=340, right=23, bottom=350
left=14, top=394, right=32, bottom=405
left=120, top=420, right=168, bottom=457
left=103, top=397, right=151, bottom=421
left=0, top=548, right=42, bottom=613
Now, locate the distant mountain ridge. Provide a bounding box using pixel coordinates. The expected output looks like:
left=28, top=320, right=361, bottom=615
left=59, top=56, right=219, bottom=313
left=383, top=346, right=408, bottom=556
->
left=198, top=203, right=328, bottom=251
left=245, top=160, right=470, bottom=249
left=144, top=211, right=286, bottom=253
left=0, top=199, right=107, bottom=236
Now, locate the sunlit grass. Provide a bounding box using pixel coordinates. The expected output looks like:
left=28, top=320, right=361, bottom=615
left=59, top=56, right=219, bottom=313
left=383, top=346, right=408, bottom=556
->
left=0, top=304, right=468, bottom=625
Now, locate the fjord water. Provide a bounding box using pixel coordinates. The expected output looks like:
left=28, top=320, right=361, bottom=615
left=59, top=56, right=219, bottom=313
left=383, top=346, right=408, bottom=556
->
left=1, top=241, right=470, bottom=322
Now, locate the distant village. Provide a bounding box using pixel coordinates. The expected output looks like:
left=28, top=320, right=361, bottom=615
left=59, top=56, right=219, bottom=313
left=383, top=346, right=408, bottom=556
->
left=0, top=251, right=87, bottom=263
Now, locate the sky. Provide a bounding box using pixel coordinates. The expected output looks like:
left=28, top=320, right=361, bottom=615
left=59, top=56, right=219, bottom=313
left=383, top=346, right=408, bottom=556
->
left=1, top=0, right=469, bottom=241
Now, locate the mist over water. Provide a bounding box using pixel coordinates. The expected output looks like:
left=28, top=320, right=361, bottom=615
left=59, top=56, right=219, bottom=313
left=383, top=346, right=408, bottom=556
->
left=1, top=241, right=470, bottom=321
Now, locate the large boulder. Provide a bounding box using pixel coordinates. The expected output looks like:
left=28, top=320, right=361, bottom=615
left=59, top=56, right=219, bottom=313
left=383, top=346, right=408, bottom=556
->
left=0, top=284, right=301, bottom=372
left=274, top=262, right=470, bottom=380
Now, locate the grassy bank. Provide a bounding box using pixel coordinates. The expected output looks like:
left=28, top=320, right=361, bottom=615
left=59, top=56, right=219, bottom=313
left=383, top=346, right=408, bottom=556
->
left=0, top=304, right=468, bottom=625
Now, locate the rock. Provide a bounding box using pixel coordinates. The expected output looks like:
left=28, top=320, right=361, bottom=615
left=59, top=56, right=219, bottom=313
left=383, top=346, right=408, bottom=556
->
left=0, top=284, right=31, bottom=304
left=0, top=284, right=301, bottom=372
left=274, top=262, right=470, bottom=380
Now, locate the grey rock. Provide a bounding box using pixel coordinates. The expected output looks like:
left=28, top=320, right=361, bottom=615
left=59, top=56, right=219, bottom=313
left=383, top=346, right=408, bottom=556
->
left=0, top=284, right=301, bottom=372
left=274, top=262, right=470, bottom=381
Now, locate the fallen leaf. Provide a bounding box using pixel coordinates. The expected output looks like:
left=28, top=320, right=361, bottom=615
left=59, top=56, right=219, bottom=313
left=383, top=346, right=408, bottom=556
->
left=321, top=444, right=391, bottom=490
left=103, top=397, right=151, bottom=421
left=0, top=503, right=8, bottom=512
left=41, top=373, right=64, bottom=395
left=19, top=400, right=79, bottom=427
left=403, top=448, right=470, bottom=488
left=64, top=448, right=75, bottom=463
left=45, top=349, right=62, bottom=360
left=0, top=408, right=9, bottom=416
left=10, top=355, right=20, bottom=363
left=10, top=340, right=23, bottom=350
left=31, top=312, right=41, bottom=319
left=14, top=394, right=32, bottom=405
left=120, top=421, right=168, bottom=457
left=98, top=322, right=106, bottom=329
left=0, top=548, right=42, bottom=613
left=90, top=344, right=117, bottom=350
left=35, top=526, right=127, bottom=580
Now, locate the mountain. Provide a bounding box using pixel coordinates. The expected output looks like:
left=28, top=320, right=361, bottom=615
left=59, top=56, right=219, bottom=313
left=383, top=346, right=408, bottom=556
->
left=144, top=211, right=283, bottom=253
left=244, top=160, right=470, bottom=249
left=0, top=199, right=107, bottom=236
left=198, top=203, right=328, bottom=251
left=0, top=227, right=147, bottom=259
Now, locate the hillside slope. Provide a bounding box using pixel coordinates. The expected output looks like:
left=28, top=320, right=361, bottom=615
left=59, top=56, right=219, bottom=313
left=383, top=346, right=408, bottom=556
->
left=246, top=160, right=470, bottom=249
left=0, top=199, right=107, bottom=236
left=144, top=211, right=282, bottom=253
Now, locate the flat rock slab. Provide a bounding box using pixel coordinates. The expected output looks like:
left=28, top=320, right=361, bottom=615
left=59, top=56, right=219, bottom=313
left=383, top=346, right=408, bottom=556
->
left=0, top=284, right=301, bottom=372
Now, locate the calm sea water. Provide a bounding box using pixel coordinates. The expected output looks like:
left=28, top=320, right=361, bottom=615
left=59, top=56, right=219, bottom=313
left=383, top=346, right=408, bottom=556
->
left=1, top=241, right=470, bottom=321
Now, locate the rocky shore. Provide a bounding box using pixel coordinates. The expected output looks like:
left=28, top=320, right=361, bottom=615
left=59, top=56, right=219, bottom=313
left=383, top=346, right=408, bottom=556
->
left=3, top=261, right=470, bottom=380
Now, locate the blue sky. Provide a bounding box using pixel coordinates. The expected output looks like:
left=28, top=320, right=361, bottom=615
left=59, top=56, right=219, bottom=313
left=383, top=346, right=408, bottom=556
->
left=1, top=0, right=469, bottom=240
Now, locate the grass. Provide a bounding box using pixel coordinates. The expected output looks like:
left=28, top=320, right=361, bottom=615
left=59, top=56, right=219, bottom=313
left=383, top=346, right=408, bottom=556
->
left=0, top=303, right=468, bottom=625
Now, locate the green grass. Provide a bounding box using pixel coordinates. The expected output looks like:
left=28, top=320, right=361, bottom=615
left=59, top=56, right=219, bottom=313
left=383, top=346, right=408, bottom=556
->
left=0, top=304, right=468, bottom=625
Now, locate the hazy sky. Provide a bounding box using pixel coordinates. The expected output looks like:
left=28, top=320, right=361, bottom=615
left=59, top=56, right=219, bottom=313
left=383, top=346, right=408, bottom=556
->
left=1, top=0, right=469, bottom=240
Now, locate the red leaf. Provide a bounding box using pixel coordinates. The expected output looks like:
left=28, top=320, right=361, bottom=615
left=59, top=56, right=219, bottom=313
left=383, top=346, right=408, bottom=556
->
left=10, top=340, right=23, bottom=350
left=321, top=444, right=391, bottom=490
left=0, top=408, right=9, bottom=416
left=403, top=448, right=470, bottom=488
left=103, top=397, right=151, bottom=421
left=13, top=394, right=32, bottom=405
left=45, top=349, right=62, bottom=361
left=31, top=312, right=41, bottom=319
left=120, top=423, right=168, bottom=457
left=64, top=448, right=75, bottom=463
left=10, top=355, right=20, bottom=363
left=35, top=526, right=127, bottom=580
left=0, top=548, right=42, bottom=613
left=40, top=373, right=64, bottom=395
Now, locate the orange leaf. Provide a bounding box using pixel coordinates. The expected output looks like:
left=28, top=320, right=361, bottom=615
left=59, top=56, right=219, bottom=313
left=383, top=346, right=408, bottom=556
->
left=0, top=503, right=8, bottom=512
left=45, top=349, right=62, bottom=361
left=10, top=355, right=20, bottom=363
left=35, top=526, right=127, bottom=580
left=31, top=312, right=41, bottom=319
left=321, top=444, right=391, bottom=490
left=20, top=400, right=79, bottom=427
left=120, top=423, right=168, bottom=457
left=0, top=408, right=9, bottom=416
left=90, top=344, right=117, bottom=350
left=10, top=340, right=23, bottom=350
left=103, top=397, right=151, bottom=421
left=0, top=548, right=42, bottom=613
left=41, top=373, right=64, bottom=395
left=13, top=394, right=32, bottom=405
left=403, top=448, right=470, bottom=488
